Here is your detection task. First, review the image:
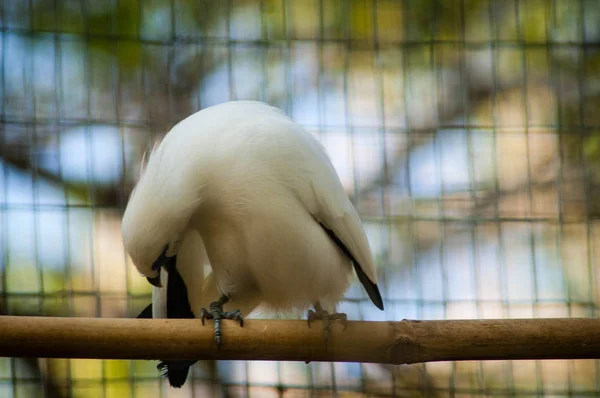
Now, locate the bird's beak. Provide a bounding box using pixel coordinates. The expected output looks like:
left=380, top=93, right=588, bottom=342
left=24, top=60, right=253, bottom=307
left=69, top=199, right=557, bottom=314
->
left=148, top=247, right=167, bottom=288
left=147, top=275, right=162, bottom=287
left=146, top=269, right=162, bottom=288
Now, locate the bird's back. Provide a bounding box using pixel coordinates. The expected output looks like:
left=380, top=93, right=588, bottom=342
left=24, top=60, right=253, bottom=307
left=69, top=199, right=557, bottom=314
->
left=146, top=101, right=381, bottom=312
left=160, top=101, right=381, bottom=312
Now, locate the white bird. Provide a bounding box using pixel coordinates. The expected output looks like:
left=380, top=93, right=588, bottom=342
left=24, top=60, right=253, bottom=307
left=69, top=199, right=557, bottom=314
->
left=123, top=101, right=384, bottom=386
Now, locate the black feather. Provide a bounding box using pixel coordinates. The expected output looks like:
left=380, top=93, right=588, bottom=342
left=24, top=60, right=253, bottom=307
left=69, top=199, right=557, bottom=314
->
left=164, top=257, right=195, bottom=319
left=135, top=255, right=197, bottom=388
left=320, top=223, right=384, bottom=310
left=137, top=303, right=153, bottom=319
left=157, top=360, right=195, bottom=388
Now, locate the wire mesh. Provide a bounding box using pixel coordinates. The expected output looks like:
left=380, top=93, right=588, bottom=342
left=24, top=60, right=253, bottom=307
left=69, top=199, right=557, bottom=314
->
left=0, top=0, right=599, bottom=396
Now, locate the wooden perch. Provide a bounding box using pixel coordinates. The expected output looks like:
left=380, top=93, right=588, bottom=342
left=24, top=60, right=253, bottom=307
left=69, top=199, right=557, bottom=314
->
left=0, top=316, right=599, bottom=364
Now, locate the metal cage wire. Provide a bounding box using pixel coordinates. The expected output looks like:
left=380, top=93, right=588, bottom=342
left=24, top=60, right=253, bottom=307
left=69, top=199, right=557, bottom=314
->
left=0, top=0, right=599, bottom=397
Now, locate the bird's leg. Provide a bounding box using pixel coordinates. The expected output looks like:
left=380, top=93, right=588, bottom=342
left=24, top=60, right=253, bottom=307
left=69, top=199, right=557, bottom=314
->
left=307, top=302, right=347, bottom=342
left=199, top=294, right=244, bottom=348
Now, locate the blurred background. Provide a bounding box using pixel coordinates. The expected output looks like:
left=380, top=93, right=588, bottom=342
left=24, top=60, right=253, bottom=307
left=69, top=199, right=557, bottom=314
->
left=0, top=0, right=599, bottom=396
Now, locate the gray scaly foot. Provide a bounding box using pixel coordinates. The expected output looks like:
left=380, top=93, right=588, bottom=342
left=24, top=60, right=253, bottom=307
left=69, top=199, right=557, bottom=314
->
left=199, top=294, right=244, bottom=349
left=307, top=302, right=347, bottom=342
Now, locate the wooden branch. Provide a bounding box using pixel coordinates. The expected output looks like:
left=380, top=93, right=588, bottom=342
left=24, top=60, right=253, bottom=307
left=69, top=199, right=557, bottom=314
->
left=1, top=316, right=599, bottom=364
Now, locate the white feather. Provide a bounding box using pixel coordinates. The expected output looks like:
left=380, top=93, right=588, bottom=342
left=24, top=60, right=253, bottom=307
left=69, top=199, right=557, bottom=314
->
left=151, top=270, right=168, bottom=319
left=122, top=100, right=382, bottom=318
left=173, top=229, right=207, bottom=313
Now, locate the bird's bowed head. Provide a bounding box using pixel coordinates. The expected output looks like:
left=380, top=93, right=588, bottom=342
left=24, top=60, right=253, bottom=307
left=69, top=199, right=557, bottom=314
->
left=121, top=143, right=197, bottom=285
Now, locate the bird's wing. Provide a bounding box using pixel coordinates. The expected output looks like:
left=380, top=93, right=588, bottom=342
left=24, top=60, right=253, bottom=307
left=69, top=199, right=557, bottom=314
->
left=293, top=129, right=384, bottom=310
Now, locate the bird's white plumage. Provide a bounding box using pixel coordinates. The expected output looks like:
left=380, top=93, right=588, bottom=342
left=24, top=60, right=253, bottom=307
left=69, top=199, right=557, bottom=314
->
left=122, top=101, right=381, bottom=318
left=151, top=271, right=168, bottom=319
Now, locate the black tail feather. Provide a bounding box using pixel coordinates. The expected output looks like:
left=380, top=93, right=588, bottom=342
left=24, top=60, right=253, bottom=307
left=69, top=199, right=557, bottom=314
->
left=136, top=255, right=198, bottom=388
left=158, top=361, right=194, bottom=389
left=137, top=303, right=153, bottom=319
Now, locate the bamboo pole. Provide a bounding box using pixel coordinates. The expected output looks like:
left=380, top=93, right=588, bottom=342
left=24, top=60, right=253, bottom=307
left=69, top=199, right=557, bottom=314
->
left=0, top=316, right=599, bottom=364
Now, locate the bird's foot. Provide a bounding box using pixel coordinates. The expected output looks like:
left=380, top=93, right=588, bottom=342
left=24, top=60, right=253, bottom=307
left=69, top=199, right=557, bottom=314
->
left=307, top=303, right=347, bottom=342
left=199, top=294, right=243, bottom=349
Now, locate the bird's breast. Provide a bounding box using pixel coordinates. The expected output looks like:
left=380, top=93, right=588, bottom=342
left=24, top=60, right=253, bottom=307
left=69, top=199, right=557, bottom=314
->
left=192, top=190, right=352, bottom=311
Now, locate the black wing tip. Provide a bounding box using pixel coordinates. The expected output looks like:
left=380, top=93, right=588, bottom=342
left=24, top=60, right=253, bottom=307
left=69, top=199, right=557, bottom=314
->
left=368, top=283, right=385, bottom=311
left=319, top=222, right=385, bottom=311
left=355, top=265, right=385, bottom=311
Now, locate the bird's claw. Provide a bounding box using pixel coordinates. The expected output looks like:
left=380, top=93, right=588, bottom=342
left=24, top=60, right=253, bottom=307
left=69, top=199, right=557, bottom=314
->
left=307, top=308, right=347, bottom=342
left=199, top=295, right=243, bottom=349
